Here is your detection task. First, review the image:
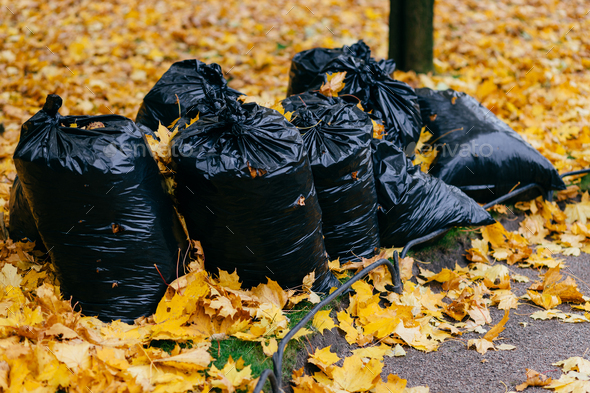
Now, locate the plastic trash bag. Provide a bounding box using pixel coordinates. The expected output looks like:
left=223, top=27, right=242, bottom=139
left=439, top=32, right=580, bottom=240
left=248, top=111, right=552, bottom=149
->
left=171, top=96, right=338, bottom=292
left=372, top=139, right=495, bottom=247
left=415, top=88, right=566, bottom=203
left=14, top=94, right=187, bottom=323
left=281, top=91, right=346, bottom=113
left=8, top=175, right=43, bottom=249
left=287, top=40, right=421, bottom=152
left=288, top=98, right=379, bottom=261
left=287, top=40, right=395, bottom=96
left=136, top=59, right=243, bottom=131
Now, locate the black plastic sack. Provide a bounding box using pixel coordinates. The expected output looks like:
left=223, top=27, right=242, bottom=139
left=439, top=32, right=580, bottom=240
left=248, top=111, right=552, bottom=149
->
left=372, top=139, right=495, bottom=247
left=136, top=59, right=243, bottom=131
left=287, top=41, right=421, bottom=151
left=171, top=96, right=338, bottom=292
left=281, top=92, right=343, bottom=113
left=288, top=100, right=379, bottom=261
left=416, top=88, right=566, bottom=203
left=14, top=94, right=187, bottom=323
left=8, top=175, right=43, bottom=248
left=287, top=40, right=395, bottom=96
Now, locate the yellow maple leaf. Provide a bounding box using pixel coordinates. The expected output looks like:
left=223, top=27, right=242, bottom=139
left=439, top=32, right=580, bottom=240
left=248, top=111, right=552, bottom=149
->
left=308, top=346, right=340, bottom=373
left=565, top=193, right=590, bottom=224
left=544, top=375, right=590, bottom=393
left=491, top=290, right=519, bottom=310
left=312, top=309, right=336, bottom=334
left=352, top=343, right=392, bottom=361
left=319, top=71, right=346, bottom=97
left=153, top=347, right=212, bottom=371
left=374, top=374, right=407, bottom=393
left=215, top=269, right=242, bottom=290
left=331, top=355, right=382, bottom=392
left=482, top=222, right=509, bottom=249
left=466, top=238, right=490, bottom=264
left=95, top=347, right=129, bottom=370
left=527, top=290, right=561, bottom=310
left=209, top=356, right=253, bottom=391
left=252, top=278, right=288, bottom=309
left=337, top=310, right=359, bottom=344
left=44, top=323, right=79, bottom=340
left=467, top=338, right=495, bottom=355
left=554, top=357, right=590, bottom=376
left=0, top=263, right=22, bottom=288
left=50, top=342, right=91, bottom=372
left=261, top=338, right=277, bottom=357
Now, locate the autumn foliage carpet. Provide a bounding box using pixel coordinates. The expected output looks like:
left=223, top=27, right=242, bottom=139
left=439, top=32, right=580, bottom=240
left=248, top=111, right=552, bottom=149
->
left=1, top=0, right=590, bottom=392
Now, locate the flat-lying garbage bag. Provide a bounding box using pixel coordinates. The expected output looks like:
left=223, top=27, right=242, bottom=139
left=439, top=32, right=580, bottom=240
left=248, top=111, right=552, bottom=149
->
left=288, top=98, right=379, bottom=261
left=287, top=41, right=421, bottom=152
left=171, top=96, right=338, bottom=293
left=14, top=94, right=187, bottom=323
left=8, top=175, right=43, bottom=249
left=372, top=139, right=495, bottom=247
left=416, top=88, right=566, bottom=203
left=136, top=59, right=243, bottom=131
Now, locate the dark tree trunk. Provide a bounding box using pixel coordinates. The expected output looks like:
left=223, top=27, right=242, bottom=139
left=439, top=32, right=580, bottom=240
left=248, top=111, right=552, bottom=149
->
left=388, top=0, right=434, bottom=73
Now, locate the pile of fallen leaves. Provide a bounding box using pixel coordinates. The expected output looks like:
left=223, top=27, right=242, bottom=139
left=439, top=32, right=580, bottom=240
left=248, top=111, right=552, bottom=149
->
left=515, top=357, right=590, bottom=392
left=2, top=0, right=590, bottom=392
left=0, top=240, right=324, bottom=392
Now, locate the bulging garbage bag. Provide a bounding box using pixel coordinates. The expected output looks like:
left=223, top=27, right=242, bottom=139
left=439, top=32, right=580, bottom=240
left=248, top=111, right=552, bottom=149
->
left=288, top=97, right=379, bottom=261
left=136, top=59, right=243, bottom=131
left=287, top=40, right=396, bottom=96
left=372, top=139, right=495, bottom=247
left=8, top=175, right=43, bottom=248
left=287, top=41, right=421, bottom=152
left=171, top=96, right=338, bottom=292
left=416, top=88, right=566, bottom=203
left=14, top=94, right=187, bottom=323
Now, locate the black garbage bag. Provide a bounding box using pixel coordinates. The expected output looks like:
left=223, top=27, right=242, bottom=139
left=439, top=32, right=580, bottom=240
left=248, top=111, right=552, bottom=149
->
left=287, top=40, right=395, bottom=96
left=416, top=88, right=566, bottom=203
left=281, top=92, right=343, bottom=113
left=14, top=94, right=187, bottom=323
left=136, top=59, right=243, bottom=131
left=171, top=96, right=338, bottom=292
left=287, top=41, right=421, bottom=151
left=288, top=99, right=379, bottom=261
left=281, top=91, right=362, bottom=114
left=372, top=139, right=495, bottom=247
left=8, top=175, right=43, bottom=249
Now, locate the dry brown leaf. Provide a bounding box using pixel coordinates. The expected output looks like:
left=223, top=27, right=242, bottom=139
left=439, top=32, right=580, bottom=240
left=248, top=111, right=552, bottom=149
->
left=515, top=369, right=552, bottom=391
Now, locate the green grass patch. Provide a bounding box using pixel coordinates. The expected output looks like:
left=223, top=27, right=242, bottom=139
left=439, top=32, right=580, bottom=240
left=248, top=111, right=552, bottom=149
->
left=207, top=297, right=343, bottom=389
left=209, top=338, right=270, bottom=377
left=407, top=226, right=477, bottom=262
left=149, top=339, right=193, bottom=354
left=576, top=174, right=590, bottom=192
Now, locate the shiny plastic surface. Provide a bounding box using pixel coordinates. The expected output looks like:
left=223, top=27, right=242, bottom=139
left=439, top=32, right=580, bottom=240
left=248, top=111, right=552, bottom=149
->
left=172, top=97, right=337, bottom=292
left=8, top=175, right=43, bottom=249
left=287, top=98, right=379, bottom=261
left=287, top=41, right=421, bottom=151
left=372, top=139, right=495, bottom=247
left=136, top=59, right=242, bottom=131
left=416, top=88, right=566, bottom=203
left=286, top=40, right=396, bottom=96
left=14, top=94, right=187, bottom=323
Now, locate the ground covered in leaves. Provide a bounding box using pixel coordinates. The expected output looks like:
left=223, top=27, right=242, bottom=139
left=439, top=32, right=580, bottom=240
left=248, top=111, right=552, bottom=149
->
left=1, top=0, right=590, bottom=392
